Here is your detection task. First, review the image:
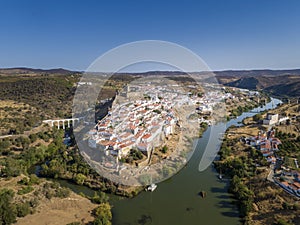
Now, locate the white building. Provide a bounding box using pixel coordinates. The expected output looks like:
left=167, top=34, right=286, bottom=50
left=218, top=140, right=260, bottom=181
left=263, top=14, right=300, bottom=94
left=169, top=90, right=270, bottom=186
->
left=263, top=113, right=279, bottom=125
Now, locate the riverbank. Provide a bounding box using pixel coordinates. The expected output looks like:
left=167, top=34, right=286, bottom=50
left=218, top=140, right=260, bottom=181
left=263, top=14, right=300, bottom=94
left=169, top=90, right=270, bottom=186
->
left=215, top=102, right=300, bottom=225
left=0, top=83, right=274, bottom=225
left=15, top=191, right=97, bottom=225
left=0, top=175, right=98, bottom=225
left=110, top=97, right=280, bottom=225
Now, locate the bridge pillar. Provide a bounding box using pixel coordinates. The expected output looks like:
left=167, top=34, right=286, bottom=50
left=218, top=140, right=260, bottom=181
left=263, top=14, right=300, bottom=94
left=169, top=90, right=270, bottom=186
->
left=43, top=118, right=80, bottom=129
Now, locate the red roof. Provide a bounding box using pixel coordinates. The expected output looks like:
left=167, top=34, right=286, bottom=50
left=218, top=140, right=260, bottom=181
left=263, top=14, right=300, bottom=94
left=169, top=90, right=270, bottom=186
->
left=119, top=141, right=134, bottom=149
left=130, top=124, right=136, bottom=130
left=260, top=140, right=271, bottom=149
left=111, top=137, right=117, bottom=142
left=142, top=133, right=151, bottom=139
left=281, top=181, right=289, bottom=187
left=120, top=132, right=131, bottom=139
left=134, top=132, right=143, bottom=139
left=138, top=142, right=148, bottom=147
left=291, top=184, right=299, bottom=190
left=293, top=182, right=300, bottom=189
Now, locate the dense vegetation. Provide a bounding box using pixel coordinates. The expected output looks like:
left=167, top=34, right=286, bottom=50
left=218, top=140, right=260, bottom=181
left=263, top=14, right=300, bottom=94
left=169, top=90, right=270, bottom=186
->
left=0, top=126, right=131, bottom=196
left=0, top=177, right=71, bottom=225
left=216, top=141, right=260, bottom=219
left=0, top=125, right=117, bottom=224
left=0, top=73, right=81, bottom=136
left=0, top=71, right=119, bottom=224
left=0, top=128, right=65, bottom=177
left=275, top=130, right=300, bottom=158
left=0, top=189, right=17, bottom=224
left=216, top=105, right=300, bottom=225
left=0, top=76, right=79, bottom=119
left=92, top=203, right=112, bottom=225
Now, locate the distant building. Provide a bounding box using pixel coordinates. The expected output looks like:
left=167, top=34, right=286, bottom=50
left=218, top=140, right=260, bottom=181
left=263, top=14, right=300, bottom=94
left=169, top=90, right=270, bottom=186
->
left=77, top=81, right=92, bottom=86
left=263, top=113, right=279, bottom=125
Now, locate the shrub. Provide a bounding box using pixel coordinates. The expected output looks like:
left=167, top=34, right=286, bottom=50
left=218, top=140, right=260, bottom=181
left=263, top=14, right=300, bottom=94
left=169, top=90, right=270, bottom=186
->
left=160, top=146, right=168, bottom=154
left=0, top=189, right=17, bottom=224
left=17, top=186, right=34, bottom=195
left=92, top=203, right=112, bottom=225
left=91, top=191, right=109, bottom=204
left=74, top=173, right=86, bottom=185
left=55, top=187, right=71, bottom=198
left=16, top=202, right=31, bottom=217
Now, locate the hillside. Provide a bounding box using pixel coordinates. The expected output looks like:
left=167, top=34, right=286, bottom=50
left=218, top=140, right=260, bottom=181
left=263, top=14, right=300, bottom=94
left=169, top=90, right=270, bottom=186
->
left=1, top=67, right=300, bottom=98
left=221, top=75, right=300, bottom=97
left=214, top=69, right=300, bottom=78
left=265, top=81, right=300, bottom=97
left=210, top=69, right=300, bottom=97
left=225, top=77, right=261, bottom=90
left=0, top=67, right=77, bottom=76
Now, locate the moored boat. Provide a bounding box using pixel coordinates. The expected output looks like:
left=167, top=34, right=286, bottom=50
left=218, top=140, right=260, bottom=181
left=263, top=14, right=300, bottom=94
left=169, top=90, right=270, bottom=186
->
left=146, top=183, right=157, bottom=192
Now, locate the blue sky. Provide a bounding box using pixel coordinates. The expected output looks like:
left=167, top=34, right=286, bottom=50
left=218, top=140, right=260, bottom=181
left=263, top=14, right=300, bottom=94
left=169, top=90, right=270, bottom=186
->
left=0, top=0, right=300, bottom=71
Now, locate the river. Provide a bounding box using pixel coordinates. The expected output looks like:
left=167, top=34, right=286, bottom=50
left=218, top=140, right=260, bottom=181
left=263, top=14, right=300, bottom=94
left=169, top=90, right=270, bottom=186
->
left=110, top=98, right=282, bottom=225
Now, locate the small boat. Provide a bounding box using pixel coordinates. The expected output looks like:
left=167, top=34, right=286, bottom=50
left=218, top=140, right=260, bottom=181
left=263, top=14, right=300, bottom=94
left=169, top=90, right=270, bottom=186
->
left=146, top=183, right=157, bottom=192
left=218, top=169, right=223, bottom=180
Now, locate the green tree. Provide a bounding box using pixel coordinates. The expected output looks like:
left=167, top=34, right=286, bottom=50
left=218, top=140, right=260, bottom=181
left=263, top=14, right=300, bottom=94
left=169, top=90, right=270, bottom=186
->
left=253, top=113, right=262, bottom=122
left=0, top=189, right=17, bottom=224
left=29, top=133, right=38, bottom=143
left=129, top=149, right=143, bottom=160
left=16, top=202, right=31, bottom=217
left=276, top=219, right=293, bottom=225
left=1, top=157, right=24, bottom=177
left=74, top=173, right=86, bottom=185
left=197, top=92, right=203, bottom=97
left=91, top=191, right=109, bottom=204
left=93, top=203, right=112, bottom=225
left=55, top=187, right=71, bottom=198
left=0, top=140, right=10, bottom=150
left=161, top=146, right=168, bottom=154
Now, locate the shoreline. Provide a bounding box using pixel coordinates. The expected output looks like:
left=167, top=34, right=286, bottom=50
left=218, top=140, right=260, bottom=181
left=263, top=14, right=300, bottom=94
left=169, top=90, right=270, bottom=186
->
left=215, top=100, right=300, bottom=224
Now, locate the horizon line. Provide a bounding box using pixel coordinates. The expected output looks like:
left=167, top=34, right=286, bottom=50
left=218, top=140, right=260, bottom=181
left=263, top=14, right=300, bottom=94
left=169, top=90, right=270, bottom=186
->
left=1, top=66, right=300, bottom=74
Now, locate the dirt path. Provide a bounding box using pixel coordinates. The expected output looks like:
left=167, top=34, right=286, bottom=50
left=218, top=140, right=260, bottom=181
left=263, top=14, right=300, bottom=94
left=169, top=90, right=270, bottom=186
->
left=0, top=124, right=48, bottom=139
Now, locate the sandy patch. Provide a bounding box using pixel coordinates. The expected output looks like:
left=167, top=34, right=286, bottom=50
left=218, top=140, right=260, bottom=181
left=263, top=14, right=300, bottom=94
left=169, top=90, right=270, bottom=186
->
left=15, top=192, right=97, bottom=225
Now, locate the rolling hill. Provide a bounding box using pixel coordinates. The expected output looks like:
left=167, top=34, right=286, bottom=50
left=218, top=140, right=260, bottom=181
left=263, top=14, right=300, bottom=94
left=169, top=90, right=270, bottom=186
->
left=0, top=67, right=299, bottom=97
left=218, top=72, right=300, bottom=97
